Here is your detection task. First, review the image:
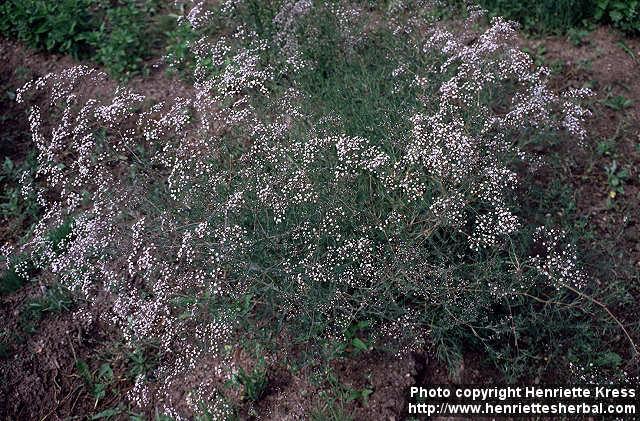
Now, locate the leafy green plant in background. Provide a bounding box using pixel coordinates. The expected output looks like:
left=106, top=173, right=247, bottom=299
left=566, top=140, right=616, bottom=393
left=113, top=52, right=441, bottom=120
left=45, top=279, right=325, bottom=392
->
left=595, top=0, right=640, bottom=33
left=88, top=0, right=160, bottom=78
left=19, top=284, right=73, bottom=334
left=603, top=94, right=634, bottom=111
left=478, top=0, right=640, bottom=34
left=0, top=254, right=34, bottom=296
left=231, top=356, right=268, bottom=402
left=0, top=0, right=162, bottom=79
left=77, top=360, right=116, bottom=408
left=0, top=0, right=94, bottom=57
left=605, top=160, right=629, bottom=201
left=477, top=0, right=596, bottom=33
left=1, top=155, right=40, bottom=226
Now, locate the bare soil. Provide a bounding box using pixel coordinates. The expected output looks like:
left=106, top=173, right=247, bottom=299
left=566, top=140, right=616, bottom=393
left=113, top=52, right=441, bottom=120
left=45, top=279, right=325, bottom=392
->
left=529, top=27, right=640, bottom=270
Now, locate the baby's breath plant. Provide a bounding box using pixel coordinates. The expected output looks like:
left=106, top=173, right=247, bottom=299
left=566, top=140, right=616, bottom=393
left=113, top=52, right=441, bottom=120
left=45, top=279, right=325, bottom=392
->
left=6, top=0, right=606, bottom=417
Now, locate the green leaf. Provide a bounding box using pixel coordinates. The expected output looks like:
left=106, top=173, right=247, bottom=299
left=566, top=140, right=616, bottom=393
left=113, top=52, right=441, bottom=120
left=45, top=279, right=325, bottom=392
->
left=76, top=359, right=92, bottom=383
left=596, top=351, right=622, bottom=368
left=351, top=337, right=368, bottom=352
left=610, top=10, right=623, bottom=22
left=91, top=406, right=123, bottom=420
left=98, top=363, right=113, bottom=381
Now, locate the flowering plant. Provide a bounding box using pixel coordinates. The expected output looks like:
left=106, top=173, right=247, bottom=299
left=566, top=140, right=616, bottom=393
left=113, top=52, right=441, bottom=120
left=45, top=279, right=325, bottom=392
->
left=5, top=0, right=596, bottom=416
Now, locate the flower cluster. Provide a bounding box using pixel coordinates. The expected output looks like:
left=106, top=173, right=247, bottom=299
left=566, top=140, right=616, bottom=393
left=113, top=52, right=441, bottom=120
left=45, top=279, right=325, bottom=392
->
left=530, top=226, right=587, bottom=290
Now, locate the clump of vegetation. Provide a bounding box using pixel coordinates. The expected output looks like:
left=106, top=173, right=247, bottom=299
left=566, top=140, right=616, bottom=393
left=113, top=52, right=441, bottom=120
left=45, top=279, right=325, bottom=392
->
left=0, top=0, right=95, bottom=57
left=0, top=0, right=165, bottom=78
left=594, top=0, right=640, bottom=34
left=478, top=0, right=596, bottom=33
left=1, top=155, right=40, bottom=233
left=4, top=0, right=637, bottom=418
left=479, top=0, right=639, bottom=34
left=232, top=357, right=268, bottom=402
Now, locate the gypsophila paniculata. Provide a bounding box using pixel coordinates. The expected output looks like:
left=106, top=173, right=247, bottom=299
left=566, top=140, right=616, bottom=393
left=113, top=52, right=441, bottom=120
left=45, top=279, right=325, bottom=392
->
left=9, top=1, right=595, bottom=416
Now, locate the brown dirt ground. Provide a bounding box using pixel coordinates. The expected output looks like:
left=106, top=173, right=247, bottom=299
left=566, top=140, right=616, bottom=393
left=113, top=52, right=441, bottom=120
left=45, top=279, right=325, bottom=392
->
left=526, top=27, right=640, bottom=352
left=1, top=23, right=640, bottom=420
left=0, top=37, right=194, bottom=420
left=529, top=27, right=640, bottom=268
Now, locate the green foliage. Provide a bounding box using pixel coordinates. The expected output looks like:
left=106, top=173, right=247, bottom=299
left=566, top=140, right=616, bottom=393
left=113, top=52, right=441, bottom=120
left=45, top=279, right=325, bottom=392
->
left=595, top=0, right=640, bottom=33
left=77, top=360, right=116, bottom=408
left=0, top=0, right=162, bottom=78
left=164, top=20, right=200, bottom=79
left=1, top=218, right=73, bottom=297
left=478, top=0, right=640, bottom=34
left=310, top=400, right=353, bottom=421
left=0, top=264, right=29, bottom=295
left=603, top=94, right=634, bottom=111
left=310, top=370, right=370, bottom=421
left=330, top=320, right=373, bottom=357
left=19, top=284, right=73, bottom=333
left=1, top=155, right=40, bottom=228
left=605, top=160, right=629, bottom=199
left=232, top=357, right=268, bottom=402
left=88, top=0, right=160, bottom=78
left=567, top=27, right=591, bottom=45
left=125, top=343, right=160, bottom=385
left=48, top=219, right=74, bottom=253
left=478, top=0, right=596, bottom=34
left=90, top=405, right=126, bottom=420
left=0, top=0, right=94, bottom=57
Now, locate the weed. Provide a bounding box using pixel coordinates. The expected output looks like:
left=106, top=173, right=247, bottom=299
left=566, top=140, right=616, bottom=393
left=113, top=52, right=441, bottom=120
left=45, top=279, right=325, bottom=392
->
left=0, top=0, right=95, bottom=57
left=19, top=284, right=73, bottom=334
left=127, top=345, right=159, bottom=380
left=310, top=369, right=372, bottom=420
left=232, top=357, right=268, bottom=402
left=330, top=320, right=373, bottom=357
left=0, top=264, right=29, bottom=295
left=567, top=27, right=591, bottom=46
left=311, top=394, right=354, bottom=421
left=596, top=138, right=616, bottom=156
left=87, top=0, right=160, bottom=79
left=603, top=94, right=634, bottom=111
left=618, top=40, right=640, bottom=66
left=523, top=45, right=547, bottom=66
left=77, top=360, right=116, bottom=409
left=595, top=0, right=640, bottom=34
left=48, top=219, right=74, bottom=253
left=89, top=404, right=126, bottom=420
left=605, top=160, right=629, bottom=199
left=478, top=0, right=596, bottom=34
left=1, top=154, right=40, bottom=230
left=478, top=0, right=639, bottom=35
